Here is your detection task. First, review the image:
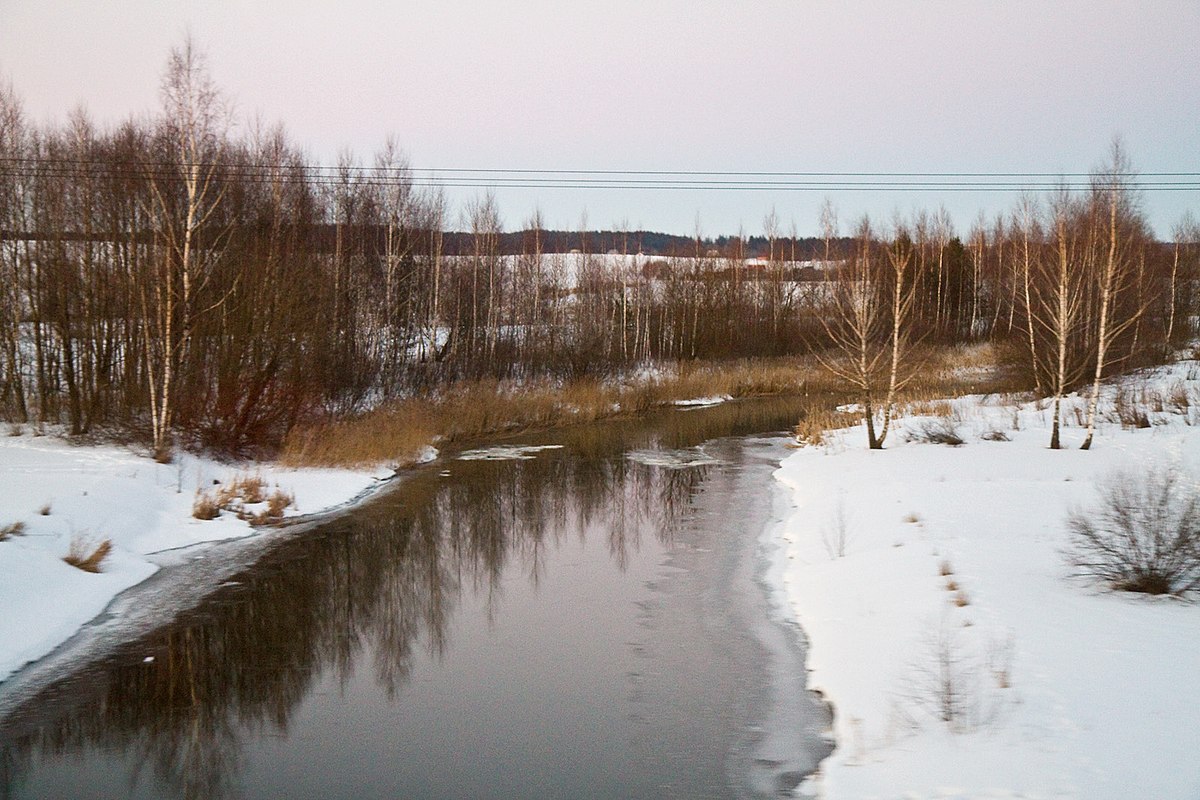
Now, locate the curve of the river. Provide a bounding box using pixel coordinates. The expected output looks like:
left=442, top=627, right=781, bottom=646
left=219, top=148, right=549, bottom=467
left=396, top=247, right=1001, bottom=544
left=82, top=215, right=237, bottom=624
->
left=0, top=397, right=833, bottom=800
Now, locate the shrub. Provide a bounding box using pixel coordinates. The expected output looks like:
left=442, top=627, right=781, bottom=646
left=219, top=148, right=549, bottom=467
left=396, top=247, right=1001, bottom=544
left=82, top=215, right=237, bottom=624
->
left=1065, top=467, right=1200, bottom=595
left=980, top=429, right=1010, bottom=442
left=1112, top=389, right=1151, bottom=429
left=64, top=536, right=113, bottom=573
left=908, top=419, right=964, bottom=446
left=905, top=617, right=980, bottom=731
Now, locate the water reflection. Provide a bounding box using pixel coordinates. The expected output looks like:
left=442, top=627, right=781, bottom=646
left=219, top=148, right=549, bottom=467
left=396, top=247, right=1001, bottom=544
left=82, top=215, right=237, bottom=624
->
left=0, top=396, right=816, bottom=800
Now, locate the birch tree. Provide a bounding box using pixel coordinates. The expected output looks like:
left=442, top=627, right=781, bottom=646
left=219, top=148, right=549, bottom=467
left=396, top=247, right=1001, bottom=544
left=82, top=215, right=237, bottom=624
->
left=1167, top=212, right=1198, bottom=346
left=141, top=37, right=232, bottom=458
left=1080, top=141, right=1147, bottom=450
left=817, top=216, right=918, bottom=449
left=1013, top=195, right=1044, bottom=394
left=1035, top=190, right=1088, bottom=450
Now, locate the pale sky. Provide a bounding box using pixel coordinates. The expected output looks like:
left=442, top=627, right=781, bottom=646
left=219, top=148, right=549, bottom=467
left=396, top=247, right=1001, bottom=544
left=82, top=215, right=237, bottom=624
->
left=2, top=1, right=1198, bottom=237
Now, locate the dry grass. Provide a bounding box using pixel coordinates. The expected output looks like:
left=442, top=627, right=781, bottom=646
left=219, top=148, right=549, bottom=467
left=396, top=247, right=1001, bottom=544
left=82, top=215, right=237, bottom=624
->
left=63, top=536, right=112, bottom=573
left=192, top=475, right=294, bottom=524
left=282, top=357, right=833, bottom=468
left=906, top=399, right=954, bottom=418
left=792, top=404, right=861, bottom=448
left=1, top=521, right=27, bottom=541
left=192, top=490, right=222, bottom=520
left=954, top=590, right=971, bottom=607
left=265, top=488, right=294, bottom=518
left=939, top=559, right=954, bottom=576
left=279, top=344, right=1018, bottom=469
left=1112, top=388, right=1152, bottom=429
left=1165, top=381, right=1192, bottom=416
left=38, top=503, right=51, bottom=516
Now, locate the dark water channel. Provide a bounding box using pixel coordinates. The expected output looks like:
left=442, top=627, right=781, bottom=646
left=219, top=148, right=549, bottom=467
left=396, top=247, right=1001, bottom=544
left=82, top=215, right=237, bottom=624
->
left=0, top=397, right=832, bottom=800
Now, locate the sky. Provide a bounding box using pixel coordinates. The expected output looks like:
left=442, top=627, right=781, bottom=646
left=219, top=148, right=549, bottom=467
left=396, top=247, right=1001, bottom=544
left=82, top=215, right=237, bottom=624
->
left=2, top=1, right=1198, bottom=238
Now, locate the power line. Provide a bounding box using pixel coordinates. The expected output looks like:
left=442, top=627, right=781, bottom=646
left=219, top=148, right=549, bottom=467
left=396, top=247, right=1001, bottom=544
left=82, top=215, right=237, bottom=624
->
left=2, top=157, right=1198, bottom=193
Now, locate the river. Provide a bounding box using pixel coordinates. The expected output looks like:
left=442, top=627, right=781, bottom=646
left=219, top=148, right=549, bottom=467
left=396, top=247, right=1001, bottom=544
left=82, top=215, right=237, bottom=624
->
left=0, top=397, right=832, bottom=800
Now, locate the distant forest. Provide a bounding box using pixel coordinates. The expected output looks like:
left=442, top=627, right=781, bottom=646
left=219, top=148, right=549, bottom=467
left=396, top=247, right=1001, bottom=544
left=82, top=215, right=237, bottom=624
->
left=1, top=42, right=1197, bottom=457
left=438, top=230, right=848, bottom=259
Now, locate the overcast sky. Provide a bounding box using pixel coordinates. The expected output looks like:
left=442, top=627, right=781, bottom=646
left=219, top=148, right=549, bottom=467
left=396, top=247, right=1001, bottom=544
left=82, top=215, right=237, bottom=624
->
left=2, top=1, right=1197, bottom=237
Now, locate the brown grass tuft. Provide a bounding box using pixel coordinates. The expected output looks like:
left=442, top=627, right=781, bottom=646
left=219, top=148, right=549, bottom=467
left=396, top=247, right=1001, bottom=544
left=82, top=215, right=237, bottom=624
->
left=192, top=489, right=222, bottom=520
left=194, top=476, right=295, bottom=524
left=1, top=521, right=27, bottom=541
left=64, top=536, right=113, bottom=573
left=265, top=488, right=294, bottom=519
left=906, top=399, right=954, bottom=418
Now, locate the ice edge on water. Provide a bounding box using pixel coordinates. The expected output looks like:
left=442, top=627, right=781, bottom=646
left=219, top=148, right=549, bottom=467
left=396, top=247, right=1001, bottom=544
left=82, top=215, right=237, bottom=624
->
left=456, top=444, right=565, bottom=461
left=625, top=447, right=721, bottom=469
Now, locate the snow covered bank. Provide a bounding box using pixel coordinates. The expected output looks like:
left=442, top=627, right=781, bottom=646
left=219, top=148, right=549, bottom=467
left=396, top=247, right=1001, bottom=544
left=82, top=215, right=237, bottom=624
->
left=773, top=360, right=1200, bottom=799
left=0, top=433, right=411, bottom=683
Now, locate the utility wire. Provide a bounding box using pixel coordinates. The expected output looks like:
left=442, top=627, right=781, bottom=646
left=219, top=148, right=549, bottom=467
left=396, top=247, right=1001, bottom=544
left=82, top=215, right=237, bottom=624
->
left=1, top=157, right=1197, bottom=192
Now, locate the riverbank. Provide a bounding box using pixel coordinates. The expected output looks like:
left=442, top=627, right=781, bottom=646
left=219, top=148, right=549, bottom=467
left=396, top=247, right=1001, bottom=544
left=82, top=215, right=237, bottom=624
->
left=772, top=356, right=1200, bottom=798
left=0, top=345, right=999, bottom=689
left=0, top=436, right=418, bottom=683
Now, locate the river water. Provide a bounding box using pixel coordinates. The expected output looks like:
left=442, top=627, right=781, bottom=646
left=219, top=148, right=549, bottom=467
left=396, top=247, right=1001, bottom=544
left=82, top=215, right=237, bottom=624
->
left=0, top=397, right=832, bottom=799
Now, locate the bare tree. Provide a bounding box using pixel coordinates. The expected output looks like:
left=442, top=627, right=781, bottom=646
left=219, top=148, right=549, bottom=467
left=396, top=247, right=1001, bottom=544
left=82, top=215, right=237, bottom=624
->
left=1080, top=140, right=1148, bottom=450
left=1013, top=195, right=1044, bottom=394
left=1035, top=189, right=1088, bottom=450
left=0, top=79, right=30, bottom=421
left=140, top=36, right=232, bottom=458
left=817, top=216, right=918, bottom=449
left=1167, top=212, right=1198, bottom=346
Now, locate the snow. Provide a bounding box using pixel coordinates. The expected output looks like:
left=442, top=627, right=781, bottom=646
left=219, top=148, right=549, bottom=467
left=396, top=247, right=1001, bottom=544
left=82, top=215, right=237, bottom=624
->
left=771, top=359, right=1200, bottom=799
left=626, top=446, right=722, bottom=469
left=456, top=444, right=564, bottom=461
left=0, top=433, right=402, bottom=683
left=672, top=394, right=732, bottom=407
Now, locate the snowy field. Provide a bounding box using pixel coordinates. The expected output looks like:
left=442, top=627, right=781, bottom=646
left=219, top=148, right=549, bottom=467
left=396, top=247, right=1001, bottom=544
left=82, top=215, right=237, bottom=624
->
left=0, top=435, right=403, bottom=683
left=771, top=358, right=1200, bottom=799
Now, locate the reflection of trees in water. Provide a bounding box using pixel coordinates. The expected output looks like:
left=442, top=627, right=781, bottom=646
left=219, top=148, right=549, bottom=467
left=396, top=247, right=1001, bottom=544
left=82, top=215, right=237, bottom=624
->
left=2, top=398, right=811, bottom=800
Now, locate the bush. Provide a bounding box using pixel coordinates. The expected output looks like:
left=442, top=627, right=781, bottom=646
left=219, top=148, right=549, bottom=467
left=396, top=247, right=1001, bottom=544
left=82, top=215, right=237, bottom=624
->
left=908, top=418, right=964, bottom=446
left=1065, top=467, right=1200, bottom=595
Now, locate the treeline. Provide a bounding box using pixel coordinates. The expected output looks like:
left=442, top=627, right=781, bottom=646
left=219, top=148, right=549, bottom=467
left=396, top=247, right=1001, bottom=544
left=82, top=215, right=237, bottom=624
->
left=1, top=44, right=1197, bottom=458
left=817, top=142, right=1199, bottom=449
left=440, top=230, right=844, bottom=258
